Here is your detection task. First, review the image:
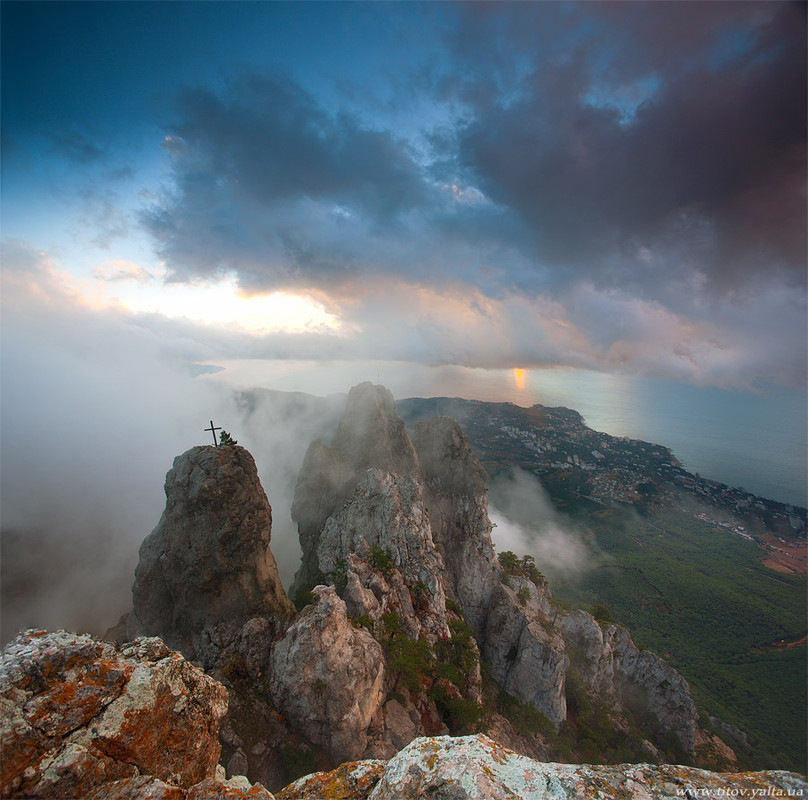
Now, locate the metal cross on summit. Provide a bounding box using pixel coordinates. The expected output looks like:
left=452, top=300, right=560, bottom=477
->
left=204, top=420, right=222, bottom=447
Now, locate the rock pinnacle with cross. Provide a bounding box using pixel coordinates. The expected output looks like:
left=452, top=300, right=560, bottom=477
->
left=204, top=420, right=222, bottom=447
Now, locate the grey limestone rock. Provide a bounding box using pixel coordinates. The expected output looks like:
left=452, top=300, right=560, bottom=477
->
left=560, top=609, right=622, bottom=698
left=412, top=416, right=501, bottom=646
left=484, top=583, right=568, bottom=726
left=291, top=383, right=421, bottom=595
left=381, top=699, right=419, bottom=751
left=330, top=382, right=420, bottom=479
left=316, top=468, right=449, bottom=641
left=269, top=586, right=386, bottom=763
left=128, top=445, right=293, bottom=664
left=561, top=609, right=698, bottom=754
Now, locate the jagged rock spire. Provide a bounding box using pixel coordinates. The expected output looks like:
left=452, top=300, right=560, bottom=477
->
left=290, top=382, right=422, bottom=596
left=128, top=444, right=293, bottom=664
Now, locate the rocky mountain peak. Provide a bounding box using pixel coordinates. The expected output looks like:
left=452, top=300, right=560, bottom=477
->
left=128, top=444, right=293, bottom=664
left=287, top=386, right=719, bottom=761
left=291, top=383, right=424, bottom=596
left=331, top=383, right=420, bottom=479
left=412, top=415, right=487, bottom=496
left=102, top=387, right=739, bottom=781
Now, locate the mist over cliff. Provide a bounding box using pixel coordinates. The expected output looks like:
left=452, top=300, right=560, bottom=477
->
left=0, top=374, right=344, bottom=642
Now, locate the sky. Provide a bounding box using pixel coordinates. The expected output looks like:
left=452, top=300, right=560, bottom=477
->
left=1, top=2, right=806, bottom=636
left=2, top=1, right=806, bottom=387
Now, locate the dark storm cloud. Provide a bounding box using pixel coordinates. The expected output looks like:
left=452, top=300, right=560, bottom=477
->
left=451, top=1, right=806, bottom=288
left=141, top=2, right=805, bottom=302
left=127, top=2, right=805, bottom=385
left=142, top=74, right=435, bottom=286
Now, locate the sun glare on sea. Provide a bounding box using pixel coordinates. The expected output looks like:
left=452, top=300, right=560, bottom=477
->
left=513, top=368, right=526, bottom=392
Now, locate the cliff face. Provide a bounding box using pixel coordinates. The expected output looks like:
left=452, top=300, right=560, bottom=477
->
left=411, top=417, right=500, bottom=646
left=114, top=382, right=725, bottom=778
left=561, top=610, right=698, bottom=753
left=288, top=383, right=701, bottom=758
left=128, top=445, right=293, bottom=665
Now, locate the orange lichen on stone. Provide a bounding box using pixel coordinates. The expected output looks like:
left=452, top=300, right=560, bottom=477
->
left=276, top=759, right=386, bottom=800
left=0, top=730, right=46, bottom=795
left=482, top=736, right=511, bottom=766
left=186, top=778, right=273, bottom=798
left=1, top=631, right=229, bottom=799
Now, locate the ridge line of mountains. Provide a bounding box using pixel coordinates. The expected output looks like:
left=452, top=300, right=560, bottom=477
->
left=395, top=394, right=806, bottom=538
left=2, top=382, right=805, bottom=799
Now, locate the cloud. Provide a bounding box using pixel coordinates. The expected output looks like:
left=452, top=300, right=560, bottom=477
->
left=451, top=2, right=806, bottom=289
left=141, top=74, right=437, bottom=288
left=488, top=468, right=589, bottom=578
left=128, top=3, right=806, bottom=390
left=94, top=259, right=157, bottom=282
left=0, top=241, right=340, bottom=641
left=1, top=241, right=233, bottom=636
left=49, top=129, right=106, bottom=164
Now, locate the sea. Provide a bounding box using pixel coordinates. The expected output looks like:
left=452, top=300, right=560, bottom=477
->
left=212, top=359, right=808, bottom=509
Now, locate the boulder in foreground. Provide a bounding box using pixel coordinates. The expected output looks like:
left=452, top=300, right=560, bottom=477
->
left=0, top=630, right=272, bottom=799
left=279, top=734, right=807, bottom=800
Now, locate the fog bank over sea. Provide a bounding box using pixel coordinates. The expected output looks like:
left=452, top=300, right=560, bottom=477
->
left=211, top=360, right=807, bottom=509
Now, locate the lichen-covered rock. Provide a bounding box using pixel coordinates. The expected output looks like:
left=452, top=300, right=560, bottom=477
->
left=366, top=734, right=807, bottom=800
left=0, top=630, right=228, bottom=798
left=83, top=774, right=276, bottom=799
left=269, top=587, right=386, bottom=763
left=276, top=760, right=385, bottom=800
left=84, top=775, right=186, bottom=799
left=185, top=777, right=275, bottom=798
left=129, top=445, right=293, bottom=665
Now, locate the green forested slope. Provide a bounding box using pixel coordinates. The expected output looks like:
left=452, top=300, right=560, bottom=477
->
left=551, top=504, right=807, bottom=773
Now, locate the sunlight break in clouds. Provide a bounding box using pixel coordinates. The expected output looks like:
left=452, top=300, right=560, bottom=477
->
left=118, top=277, right=343, bottom=335
left=95, top=259, right=345, bottom=336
